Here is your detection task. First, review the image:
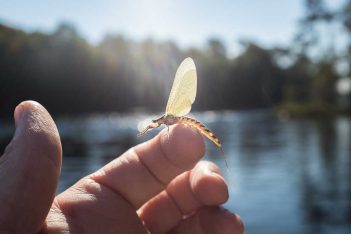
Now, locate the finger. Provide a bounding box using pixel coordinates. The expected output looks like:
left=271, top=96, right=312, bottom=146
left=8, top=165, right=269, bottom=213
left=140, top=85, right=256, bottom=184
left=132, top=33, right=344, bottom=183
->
left=42, top=125, right=204, bottom=233
left=139, top=161, right=228, bottom=234
left=0, top=101, right=62, bottom=233
left=44, top=178, right=147, bottom=233
left=90, top=124, right=205, bottom=208
left=168, top=207, right=244, bottom=234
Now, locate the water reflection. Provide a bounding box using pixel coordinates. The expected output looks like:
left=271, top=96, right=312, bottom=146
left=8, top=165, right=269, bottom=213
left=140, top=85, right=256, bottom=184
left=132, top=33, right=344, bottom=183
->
left=301, top=119, right=351, bottom=230
left=1, top=111, right=351, bottom=233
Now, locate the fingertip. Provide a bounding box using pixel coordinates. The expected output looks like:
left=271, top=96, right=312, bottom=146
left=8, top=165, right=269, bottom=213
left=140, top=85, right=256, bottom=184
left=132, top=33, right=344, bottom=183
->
left=191, top=162, right=228, bottom=205
left=14, top=101, right=41, bottom=129
left=218, top=210, right=245, bottom=234
left=200, top=207, right=245, bottom=234
left=160, top=124, right=205, bottom=170
left=14, top=100, right=43, bottom=122
left=10, top=100, right=62, bottom=173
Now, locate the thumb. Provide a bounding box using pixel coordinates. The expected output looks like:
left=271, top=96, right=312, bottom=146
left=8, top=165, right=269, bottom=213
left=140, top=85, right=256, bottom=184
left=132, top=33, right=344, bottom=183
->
left=0, top=101, right=62, bottom=233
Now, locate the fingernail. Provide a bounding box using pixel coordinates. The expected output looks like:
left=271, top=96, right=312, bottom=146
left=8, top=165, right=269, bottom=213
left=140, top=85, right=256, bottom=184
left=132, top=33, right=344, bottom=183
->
left=14, top=104, right=25, bottom=128
left=203, top=166, right=213, bottom=176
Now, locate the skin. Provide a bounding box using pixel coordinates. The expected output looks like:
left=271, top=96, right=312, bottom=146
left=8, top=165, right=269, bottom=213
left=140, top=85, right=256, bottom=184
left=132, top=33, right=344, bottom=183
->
left=0, top=101, right=244, bottom=234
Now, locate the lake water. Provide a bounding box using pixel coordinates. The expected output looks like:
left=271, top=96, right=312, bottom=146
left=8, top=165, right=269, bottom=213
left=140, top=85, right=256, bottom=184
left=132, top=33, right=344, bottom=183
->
left=1, top=110, right=351, bottom=234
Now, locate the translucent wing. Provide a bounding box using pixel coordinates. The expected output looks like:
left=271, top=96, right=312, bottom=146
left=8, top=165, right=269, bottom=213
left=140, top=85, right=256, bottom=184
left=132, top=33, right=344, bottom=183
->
left=165, top=57, right=197, bottom=116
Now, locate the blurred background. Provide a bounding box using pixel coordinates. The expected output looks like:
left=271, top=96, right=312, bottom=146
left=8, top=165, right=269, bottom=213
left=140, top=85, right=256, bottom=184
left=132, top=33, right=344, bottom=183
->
left=1, top=0, right=351, bottom=233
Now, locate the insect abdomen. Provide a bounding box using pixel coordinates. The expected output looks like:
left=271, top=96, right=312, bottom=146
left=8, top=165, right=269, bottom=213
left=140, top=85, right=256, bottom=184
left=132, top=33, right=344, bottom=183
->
left=178, top=116, right=222, bottom=148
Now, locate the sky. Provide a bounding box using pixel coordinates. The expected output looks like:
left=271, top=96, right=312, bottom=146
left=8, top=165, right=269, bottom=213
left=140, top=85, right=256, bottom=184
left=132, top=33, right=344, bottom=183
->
left=0, top=0, right=342, bottom=55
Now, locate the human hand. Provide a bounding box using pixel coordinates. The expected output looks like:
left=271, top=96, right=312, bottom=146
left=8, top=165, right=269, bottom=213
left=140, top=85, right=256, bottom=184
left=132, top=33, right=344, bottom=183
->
left=0, top=101, right=244, bottom=234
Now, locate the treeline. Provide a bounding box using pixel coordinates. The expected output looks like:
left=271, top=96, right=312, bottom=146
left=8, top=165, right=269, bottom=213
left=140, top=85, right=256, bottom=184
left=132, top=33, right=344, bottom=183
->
left=1, top=0, right=350, bottom=118
left=0, top=23, right=284, bottom=117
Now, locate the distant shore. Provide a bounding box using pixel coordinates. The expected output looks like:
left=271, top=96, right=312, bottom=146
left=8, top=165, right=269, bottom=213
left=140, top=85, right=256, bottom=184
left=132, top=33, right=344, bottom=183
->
left=277, top=102, right=351, bottom=118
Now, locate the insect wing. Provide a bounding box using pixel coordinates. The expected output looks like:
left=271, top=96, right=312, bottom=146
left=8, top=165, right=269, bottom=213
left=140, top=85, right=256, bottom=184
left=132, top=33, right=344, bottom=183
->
left=165, top=57, right=197, bottom=116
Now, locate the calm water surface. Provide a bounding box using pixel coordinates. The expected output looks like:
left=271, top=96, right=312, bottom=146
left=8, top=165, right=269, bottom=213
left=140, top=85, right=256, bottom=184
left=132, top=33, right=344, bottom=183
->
left=1, top=110, right=351, bottom=234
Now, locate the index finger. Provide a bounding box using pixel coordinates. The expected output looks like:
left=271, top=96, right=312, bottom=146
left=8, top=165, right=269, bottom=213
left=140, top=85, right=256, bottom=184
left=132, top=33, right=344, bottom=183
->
left=90, top=124, right=205, bottom=208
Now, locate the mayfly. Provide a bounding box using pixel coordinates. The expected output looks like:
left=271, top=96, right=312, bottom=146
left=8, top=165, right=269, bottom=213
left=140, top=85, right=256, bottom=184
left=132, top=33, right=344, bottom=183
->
left=138, top=57, right=227, bottom=167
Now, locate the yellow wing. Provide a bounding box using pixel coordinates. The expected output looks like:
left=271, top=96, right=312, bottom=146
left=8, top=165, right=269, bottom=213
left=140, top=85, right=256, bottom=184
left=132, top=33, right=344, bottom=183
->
left=165, top=57, right=197, bottom=116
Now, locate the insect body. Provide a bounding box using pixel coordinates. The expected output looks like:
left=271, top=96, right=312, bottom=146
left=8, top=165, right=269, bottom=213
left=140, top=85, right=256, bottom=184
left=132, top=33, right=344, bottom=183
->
left=138, top=57, right=227, bottom=166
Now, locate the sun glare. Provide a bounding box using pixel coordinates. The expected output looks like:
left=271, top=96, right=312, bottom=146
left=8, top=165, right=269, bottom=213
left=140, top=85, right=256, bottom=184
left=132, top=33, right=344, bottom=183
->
left=124, top=0, right=174, bottom=39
